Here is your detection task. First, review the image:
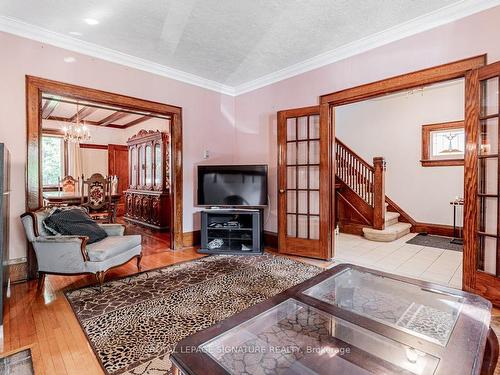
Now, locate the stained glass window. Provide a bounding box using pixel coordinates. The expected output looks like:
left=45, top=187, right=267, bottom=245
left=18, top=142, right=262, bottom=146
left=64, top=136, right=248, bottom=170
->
left=430, top=128, right=465, bottom=158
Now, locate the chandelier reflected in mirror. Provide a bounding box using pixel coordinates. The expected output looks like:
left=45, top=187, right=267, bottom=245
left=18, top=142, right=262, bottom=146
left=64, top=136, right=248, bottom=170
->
left=62, top=103, right=91, bottom=143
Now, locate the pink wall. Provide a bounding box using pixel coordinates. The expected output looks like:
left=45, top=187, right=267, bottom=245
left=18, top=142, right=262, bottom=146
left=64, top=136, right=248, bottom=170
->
left=2, top=6, right=500, bottom=260
left=0, top=31, right=236, bottom=260
left=234, top=5, right=500, bottom=233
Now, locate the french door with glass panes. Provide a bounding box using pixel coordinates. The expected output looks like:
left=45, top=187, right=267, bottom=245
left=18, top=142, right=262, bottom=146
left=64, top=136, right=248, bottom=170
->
left=465, top=62, right=500, bottom=304
left=277, top=106, right=332, bottom=259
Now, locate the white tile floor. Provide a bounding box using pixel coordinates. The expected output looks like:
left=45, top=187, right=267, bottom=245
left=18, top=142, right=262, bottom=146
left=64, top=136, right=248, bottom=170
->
left=334, top=233, right=463, bottom=289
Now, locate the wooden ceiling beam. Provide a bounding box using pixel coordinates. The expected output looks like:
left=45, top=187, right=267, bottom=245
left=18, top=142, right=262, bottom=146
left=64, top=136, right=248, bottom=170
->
left=41, top=99, right=59, bottom=119
left=70, top=106, right=97, bottom=122
left=46, top=115, right=123, bottom=129
left=122, top=115, right=152, bottom=128
left=98, top=111, right=129, bottom=126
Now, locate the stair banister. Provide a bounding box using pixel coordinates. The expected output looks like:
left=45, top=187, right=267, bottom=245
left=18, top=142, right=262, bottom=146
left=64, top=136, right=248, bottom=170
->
left=335, top=137, right=387, bottom=230
left=373, top=157, right=386, bottom=230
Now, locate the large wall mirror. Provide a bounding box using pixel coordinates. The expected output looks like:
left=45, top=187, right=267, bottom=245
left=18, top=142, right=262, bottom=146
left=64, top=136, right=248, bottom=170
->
left=26, top=76, right=184, bottom=279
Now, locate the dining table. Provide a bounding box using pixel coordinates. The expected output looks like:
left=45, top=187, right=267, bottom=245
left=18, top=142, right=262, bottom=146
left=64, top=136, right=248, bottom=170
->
left=42, top=191, right=121, bottom=205
left=42, top=191, right=122, bottom=221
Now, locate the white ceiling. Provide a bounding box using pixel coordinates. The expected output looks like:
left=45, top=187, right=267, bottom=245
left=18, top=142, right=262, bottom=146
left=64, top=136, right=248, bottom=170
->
left=0, top=0, right=498, bottom=95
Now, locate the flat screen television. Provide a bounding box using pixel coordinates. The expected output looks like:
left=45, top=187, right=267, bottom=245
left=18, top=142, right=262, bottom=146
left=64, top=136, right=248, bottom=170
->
left=197, top=165, right=268, bottom=207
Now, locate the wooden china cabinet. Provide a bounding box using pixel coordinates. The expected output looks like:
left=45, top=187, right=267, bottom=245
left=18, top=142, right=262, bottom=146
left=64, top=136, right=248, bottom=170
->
left=124, top=130, right=171, bottom=230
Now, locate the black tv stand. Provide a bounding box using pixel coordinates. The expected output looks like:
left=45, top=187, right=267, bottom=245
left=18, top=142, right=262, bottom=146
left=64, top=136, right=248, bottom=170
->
left=199, top=209, right=263, bottom=255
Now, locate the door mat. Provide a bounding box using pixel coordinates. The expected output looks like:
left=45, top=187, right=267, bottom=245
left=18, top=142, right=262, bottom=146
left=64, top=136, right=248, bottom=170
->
left=406, top=233, right=463, bottom=252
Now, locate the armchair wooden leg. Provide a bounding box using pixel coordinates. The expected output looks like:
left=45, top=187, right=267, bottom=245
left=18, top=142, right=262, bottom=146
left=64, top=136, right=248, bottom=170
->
left=37, top=272, right=45, bottom=291
left=95, top=271, right=106, bottom=293
left=136, top=254, right=143, bottom=271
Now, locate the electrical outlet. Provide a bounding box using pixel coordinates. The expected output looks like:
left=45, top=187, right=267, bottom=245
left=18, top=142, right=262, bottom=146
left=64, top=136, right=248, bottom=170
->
left=203, top=150, right=210, bottom=159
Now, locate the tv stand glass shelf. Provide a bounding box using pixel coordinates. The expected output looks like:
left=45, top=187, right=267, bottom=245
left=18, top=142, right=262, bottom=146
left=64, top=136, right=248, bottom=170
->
left=199, top=209, right=263, bottom=255
left=171, top=264, right=496, bottom=375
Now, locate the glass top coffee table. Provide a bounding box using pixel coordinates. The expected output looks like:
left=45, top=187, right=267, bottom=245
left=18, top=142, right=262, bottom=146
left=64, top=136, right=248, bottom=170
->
left=302, top=267, right=463, bottom=346
left=171, top=264, right=496, bottom=375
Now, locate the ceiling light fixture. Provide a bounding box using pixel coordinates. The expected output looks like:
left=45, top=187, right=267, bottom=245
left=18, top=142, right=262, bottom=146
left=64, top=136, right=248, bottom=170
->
left=62, top=103, right=91, bottom=143
left=84, top=18, right=99, bottom=25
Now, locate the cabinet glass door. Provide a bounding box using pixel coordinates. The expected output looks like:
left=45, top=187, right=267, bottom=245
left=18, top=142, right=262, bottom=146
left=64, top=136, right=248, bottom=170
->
left=145, top=144, right=152, bottom=187
left=154, top=143, right=162, bottom=189
left=138, top=145, right=144, bottom=186
left=130, top=146, right=137, bottom=187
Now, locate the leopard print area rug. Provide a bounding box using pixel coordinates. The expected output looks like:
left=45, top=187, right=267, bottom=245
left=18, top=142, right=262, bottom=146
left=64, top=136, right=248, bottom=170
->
left=65, top=254, right=322, bottom=375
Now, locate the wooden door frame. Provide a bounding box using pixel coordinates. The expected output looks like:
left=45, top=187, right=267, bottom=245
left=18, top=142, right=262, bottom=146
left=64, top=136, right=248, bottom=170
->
left=462, top=61, right=500, bottom=305
left=320, top=55, right=486, bottom=282
left=26, top=75, right=183, bottom=278
left=277, top=105, right=332, bottom=260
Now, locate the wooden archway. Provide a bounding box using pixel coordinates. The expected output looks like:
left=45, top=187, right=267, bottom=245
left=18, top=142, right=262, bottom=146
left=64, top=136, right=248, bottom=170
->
left=26, top=76, right=183, bottom=278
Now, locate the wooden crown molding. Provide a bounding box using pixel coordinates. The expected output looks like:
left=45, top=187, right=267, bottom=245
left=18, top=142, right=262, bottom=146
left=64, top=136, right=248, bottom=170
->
left=0, top=16, right=234, bottom=95
left=234, top=1, right=500, bottom=95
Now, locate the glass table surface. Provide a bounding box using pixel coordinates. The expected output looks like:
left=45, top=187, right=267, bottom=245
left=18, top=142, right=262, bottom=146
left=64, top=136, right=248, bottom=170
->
left=200, top=299, right=439, bottom=375
left=302, top=268, right=464, bottom=346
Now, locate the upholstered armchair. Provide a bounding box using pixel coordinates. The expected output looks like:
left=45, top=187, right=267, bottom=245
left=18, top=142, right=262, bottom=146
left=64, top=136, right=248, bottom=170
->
left=21, top=208, right=142, bottom=291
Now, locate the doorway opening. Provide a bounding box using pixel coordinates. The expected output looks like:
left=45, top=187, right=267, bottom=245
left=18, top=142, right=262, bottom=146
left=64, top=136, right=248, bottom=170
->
left=333, top=78, right=465, bottom=288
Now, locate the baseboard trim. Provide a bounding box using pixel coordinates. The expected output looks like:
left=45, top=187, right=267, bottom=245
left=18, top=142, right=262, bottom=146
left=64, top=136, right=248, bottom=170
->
left=182, top=230, right=200, bottom=247
left=413, top=223, right=456, bottom=238
left=263, top=231, right=278, bottom=249
left=338, top=222, right=365, bottom=236
left=339, top=221, right=456, bottom=238
left=4, top=260, right=28, bottom=283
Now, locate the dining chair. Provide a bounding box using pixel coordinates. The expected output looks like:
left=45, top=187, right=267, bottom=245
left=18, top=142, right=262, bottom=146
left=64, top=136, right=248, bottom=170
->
left=59, top=175, right=80, bottom=193
left=81, top=173, right=115, bottom=223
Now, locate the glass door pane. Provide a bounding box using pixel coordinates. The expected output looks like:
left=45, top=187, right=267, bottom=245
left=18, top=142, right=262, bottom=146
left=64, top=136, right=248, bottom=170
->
left=138, top=146, right=144, bottom=186
left=145, top=145, right=152, bottom=187
left=154, top=143, right=162, bottom=188
left=285, top=114, right=320, bottom=240
left=278, top=106, right=328, bottom=259
left=131, top=146, right=137, bottom=187
left=477, top=76, right=500, bottom=276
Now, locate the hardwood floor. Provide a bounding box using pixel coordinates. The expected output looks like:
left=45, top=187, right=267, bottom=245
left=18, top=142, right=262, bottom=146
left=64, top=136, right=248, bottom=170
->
left=0, top=221, right=204, bottom=375
left=1, top=221, right=499, bottom=374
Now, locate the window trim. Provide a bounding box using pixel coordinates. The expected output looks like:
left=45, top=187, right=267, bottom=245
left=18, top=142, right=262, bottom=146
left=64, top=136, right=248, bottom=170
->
left=421, top=120, right=465, bottom=167
left=42, top=129, right=68, bottom=188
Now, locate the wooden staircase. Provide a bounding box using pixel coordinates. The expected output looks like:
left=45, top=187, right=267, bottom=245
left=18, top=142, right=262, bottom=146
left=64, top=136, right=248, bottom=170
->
left=335, top=138, right=412, bottom=242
